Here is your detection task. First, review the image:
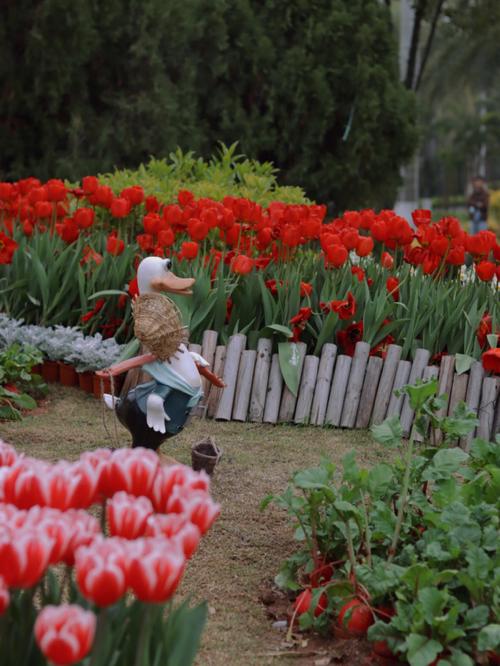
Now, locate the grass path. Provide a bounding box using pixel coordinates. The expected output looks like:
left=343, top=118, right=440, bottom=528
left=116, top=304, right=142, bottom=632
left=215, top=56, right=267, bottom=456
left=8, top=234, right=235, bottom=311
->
left=0, top=386, right=386, bottom=665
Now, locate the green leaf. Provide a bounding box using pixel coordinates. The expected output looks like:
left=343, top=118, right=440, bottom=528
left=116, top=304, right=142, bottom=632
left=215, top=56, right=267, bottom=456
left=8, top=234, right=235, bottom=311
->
left=431, top=448, right=469, bottom=476
left=405, top=634, right=443, bottom=666
left=455, top=354, right=475, bottom=375
left=163, top=601, right=208, bottom=666
left=266, top=324, right=293, bottom=338
left=367, top=464, right=394, bottom=496
left=418, top=588, right=446, bottom=624
left=463, top=605, right=489, bottom=630
left=405, top=378, right=438, bottom=411
left=278, top=342, right=302, bottom=397
left=477, top=624, right=500, bottom=652
left=371, top=415, right=403, bottom=447
left=486, top=333, right=499, bottom=349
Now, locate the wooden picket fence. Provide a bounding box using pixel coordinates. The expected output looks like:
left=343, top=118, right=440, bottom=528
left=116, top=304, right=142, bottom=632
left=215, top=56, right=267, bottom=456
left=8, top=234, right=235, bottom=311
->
left=190, top=331, right=500, bottom=446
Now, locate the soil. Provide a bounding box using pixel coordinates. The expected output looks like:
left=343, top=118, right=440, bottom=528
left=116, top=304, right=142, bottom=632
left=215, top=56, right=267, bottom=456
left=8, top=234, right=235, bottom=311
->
left=1, top=385, right=388, bottom=666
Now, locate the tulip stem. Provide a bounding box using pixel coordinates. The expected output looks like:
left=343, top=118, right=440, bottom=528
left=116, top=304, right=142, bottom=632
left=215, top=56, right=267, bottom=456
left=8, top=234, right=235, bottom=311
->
left=134, top=604, right=152, bottom=666
left=89, top=608, right=109, bottom=666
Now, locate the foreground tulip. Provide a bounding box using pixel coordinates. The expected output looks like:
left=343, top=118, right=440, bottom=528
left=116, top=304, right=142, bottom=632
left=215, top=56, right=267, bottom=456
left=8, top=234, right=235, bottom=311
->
left=150, top=464, right=209, bottom=513
left=128, top=540, right=185, bottom=602
left=482, top=348, right=500, bottom=374
left=145, top=514, right=201, bottom=558
left=167, top=487, right=220, bottom=535
left=35, top=605, right=96, bottom=666
left=75, top=537, right=128, bottom=607
left=0, top=528, right=53, bottom=587
left=107, top=491, right=153, bottom=539
left=103, top=447, right=160, bottom=499
left=0, top=440, right=17, bottom=467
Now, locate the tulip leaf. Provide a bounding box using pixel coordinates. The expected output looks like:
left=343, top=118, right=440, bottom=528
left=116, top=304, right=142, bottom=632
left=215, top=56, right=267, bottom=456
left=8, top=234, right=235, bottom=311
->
left=455, top=354, right=475, bottom=375
left=278, top=342, right=302, bottom=397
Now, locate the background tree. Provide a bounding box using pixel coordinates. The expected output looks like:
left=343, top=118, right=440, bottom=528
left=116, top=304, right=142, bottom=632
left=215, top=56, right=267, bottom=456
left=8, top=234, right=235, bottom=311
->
left=0, top=0, right=417, bottom=209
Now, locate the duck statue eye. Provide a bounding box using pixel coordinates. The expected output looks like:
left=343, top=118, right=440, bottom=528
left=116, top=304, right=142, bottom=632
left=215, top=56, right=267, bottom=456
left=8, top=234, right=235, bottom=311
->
left=164, top=259, right=172, bottom=271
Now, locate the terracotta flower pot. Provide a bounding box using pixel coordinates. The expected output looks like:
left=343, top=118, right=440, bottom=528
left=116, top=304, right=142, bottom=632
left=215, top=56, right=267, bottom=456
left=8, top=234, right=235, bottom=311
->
left=92, top=373, right=112, bottom=398
left=58, top=362, right=77, bottom=387
left=41, top=360, right=60, bottom=383
left=78, top=371, right=94, bottom=393
left=31, top=364, right=42, bottom=376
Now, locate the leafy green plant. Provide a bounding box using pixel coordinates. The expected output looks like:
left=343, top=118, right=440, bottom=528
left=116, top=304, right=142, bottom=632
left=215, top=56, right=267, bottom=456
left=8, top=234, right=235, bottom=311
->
left=0, top=343, right=46, bottom=419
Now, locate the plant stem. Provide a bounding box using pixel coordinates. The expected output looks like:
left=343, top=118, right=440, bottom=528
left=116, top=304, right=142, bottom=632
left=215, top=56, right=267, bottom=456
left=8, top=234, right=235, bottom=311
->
left=360, top=493, right=372, bottom=568
left=388, top=427, right=416, bottom=562
left=134, top=604, right=152, bottom=666
left=89, top=608, right=109, bottom=666
left=344, top=520, right=357, bottom=580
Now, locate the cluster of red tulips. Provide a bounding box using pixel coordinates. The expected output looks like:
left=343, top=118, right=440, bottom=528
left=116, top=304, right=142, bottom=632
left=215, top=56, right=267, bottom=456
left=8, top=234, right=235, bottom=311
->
left=1, top=176, right=499, bottom=280
left=0, top=439, right=219, bottom=665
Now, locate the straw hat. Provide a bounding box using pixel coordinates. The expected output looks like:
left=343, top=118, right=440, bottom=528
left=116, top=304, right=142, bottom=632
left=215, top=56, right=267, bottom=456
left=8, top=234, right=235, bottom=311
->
left=132, top=293, right=187, bottom=361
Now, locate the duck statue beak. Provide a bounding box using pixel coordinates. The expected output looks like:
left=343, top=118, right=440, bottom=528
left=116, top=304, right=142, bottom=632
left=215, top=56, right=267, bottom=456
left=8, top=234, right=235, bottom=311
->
left=150, top=272, right=195, bottom=296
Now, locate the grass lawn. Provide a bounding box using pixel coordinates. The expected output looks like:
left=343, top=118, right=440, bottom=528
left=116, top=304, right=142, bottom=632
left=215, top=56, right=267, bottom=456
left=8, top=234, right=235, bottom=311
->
left=0, top=386, right=387, bottom=665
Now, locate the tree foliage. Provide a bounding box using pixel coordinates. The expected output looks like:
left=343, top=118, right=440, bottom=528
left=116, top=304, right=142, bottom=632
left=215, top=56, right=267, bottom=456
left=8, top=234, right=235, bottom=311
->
left=0, top=0, right=417, bottom=208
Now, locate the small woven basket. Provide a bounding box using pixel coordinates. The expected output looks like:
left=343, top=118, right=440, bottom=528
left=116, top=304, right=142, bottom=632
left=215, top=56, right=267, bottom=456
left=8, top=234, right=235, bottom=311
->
left=132, top=293, right=187, bottom=361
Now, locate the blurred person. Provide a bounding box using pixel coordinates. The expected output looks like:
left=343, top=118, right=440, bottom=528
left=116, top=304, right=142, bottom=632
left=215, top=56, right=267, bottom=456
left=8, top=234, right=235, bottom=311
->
left=467, top=176, right=489, bottom=234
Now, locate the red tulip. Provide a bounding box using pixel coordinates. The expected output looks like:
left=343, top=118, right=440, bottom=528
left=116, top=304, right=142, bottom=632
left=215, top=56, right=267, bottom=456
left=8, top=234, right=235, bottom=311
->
left=88, top=185, right=114, bottom=208
left=0, top=232, right=19, bottom=264
left=178, top=190, right=194, bottom=207
left=300, top=281, right=313, bottom=297
left=75, top=537, right=128, bottom=607
left=74, top=207, right=95, bottom=229
left=61, top=510, right=101, bottom=566
left=107, top=491, right=153, bottom=540
left=106, top=232, right=125, bottom=256
left=0, top=182, right=16, bottom=201
left=0, top=577, right=9, bottom=615
left=331, top=292, right=356, bottom=320
left=143, top=213, right=161, bottom=235
left=231, top=254, right=254, bottom=275
left=188, top=217, right=209, bottom=241
left=337, top=321, right=364, bottom=356
left=35, top=605, right=96, bottom=666
left=351, top=266, right=365, bottom=282
left=46, top=179, right=67, bottom=202
left=34, top=200, right=53, bottom=218
left=145, top=514, right=201, bottom=559
left=179, top=241, right=199, bottom=260
left=102, top=447, right=160, bottom=499
left=128, top=539, right=185, bottom=602
left=56, top=218, right=80, bottom=244
left=167, top=487, right=220, bottom=535
left=156, top=228, right=174, bottom=248
left=0, top=528, right=53, bottom=588
left=136, top=233, right=155, bottom=252
left=356, top=235, right=374, bottom=257
left=482, top=348, right=500, bottom=374
left=0, top=440, right=17, bottom=467
left=110, top=197, right=131, bottom=218
left=150, top=464, right=209, bottom=513
left=82, top=176, right=99, bottom=195
left=3, top=459, right=46, bottom=508
left=121, top=185, right=144, bottom=206
left=475, top=261, right=496, bottom=282
left=386, top=276, right=400, bottom=301
left=381, top=251, right=394, bottom=269
left=412, top=209, right=431, bottom=226
left=145, top=195, right=160, bottom=213
left=41, top=461, right=99, bottom=510
left=325, top=244, right=348, bottom=268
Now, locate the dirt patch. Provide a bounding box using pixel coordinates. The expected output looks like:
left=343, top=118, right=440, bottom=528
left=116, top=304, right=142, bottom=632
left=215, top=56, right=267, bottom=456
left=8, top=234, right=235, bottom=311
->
left=0, top=385, right=386, bottom=666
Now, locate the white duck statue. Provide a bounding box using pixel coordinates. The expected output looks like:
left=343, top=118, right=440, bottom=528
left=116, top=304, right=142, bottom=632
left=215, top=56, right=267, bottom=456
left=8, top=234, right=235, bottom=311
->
left=96, top=256, right=224, bottom=451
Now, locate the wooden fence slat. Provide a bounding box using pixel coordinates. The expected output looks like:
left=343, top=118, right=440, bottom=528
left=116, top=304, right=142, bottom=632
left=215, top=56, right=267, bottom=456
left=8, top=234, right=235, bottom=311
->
left=215, top=334, right=246, bottom=421
left=448, top=373, right=469, bottom=416
left=310, top=344, right=337, bottom=426
left=386, top=360, right=412, bottom=419
left=413, top=365, right=440, bottom=442
left=249, top=339, right=273, bottom=423
left=232, top=350, right=257, bottom=421
left=278, top=342, right=307, bottom=423
left=206, top=345, right=226, bottom=418
left=355, top=356, right=383, bottom=429
left=188, top=343, right=202, bottom=355
left=325, top=355, right=352, bottom=427
left=294, top=356, right=320, bottom=424
left=341, top=342, right=371, bottom=428
left=433, top=354, right=455, bottom=444
left=371, top=345, right=403, bottom=425
left=477, top=377, right=499, bottom=440
left=400, top=348, right=432, bottom=436
left=492, top=392, right=500, bottom=438
left=263, top=354, right=284, bottom=424
left=200, top=330, right=218, bottom=398
left=461, top=361, right=485, bottom=451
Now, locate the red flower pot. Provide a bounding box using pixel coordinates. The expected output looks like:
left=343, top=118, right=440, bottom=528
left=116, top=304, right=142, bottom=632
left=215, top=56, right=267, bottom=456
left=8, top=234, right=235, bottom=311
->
left=78, top=371, right=94, bottom=393
left=41, top=360, right=60, bottom=383
left=31, top=364, right=42, bottom=376
left=58, top=362, right=77, bottom=387
left=92, top=373, right=112, bottom=398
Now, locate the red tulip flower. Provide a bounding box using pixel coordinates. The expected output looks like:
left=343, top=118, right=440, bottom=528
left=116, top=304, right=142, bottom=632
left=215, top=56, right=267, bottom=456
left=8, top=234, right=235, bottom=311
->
left=81, top=176, right=99, bottom=195
left=34, top=200, right=53, bottom=219
left=355, top=235, right=374, bottom=257
left=337, top=321, right=364, bottom=356
left=143, top=213, right=161, bottom=235
left=179, top=241, right=199, bottom=261
left=74, top=207, right=95, bottom=229
left=102, top=448, right=160, bottom=499
left=300, top=281, right=313, bottom=297
left=380, top=251, right=394, bottom=269
left=482, top=348, right=500, bottom=374
left=110, top=197, right=132, bottom=218
left=0, top=440, right=17, bottom=466
left=231, top=254, right=254, bottom=275
left=46, top=179, right=67, bottom=202
left=188, top=217, right=209, bottom=241
left=128, top=540, right=185, bottom=603
left=145, top=514, right=201, bottom=559
left=121, top=185, right=144, bottom=206
left=475, top=261, right=496, bottom=282
left=0, top=528, right=53, bottom=588
left=75, top=537, right=128, bottom=607
left=331, top=292, right=357, bottom=320
left=325, top=244, right=348, bottom=268
left=178, top=190, right=194, bottom=207
left=35, top=605, right=96, bottom=666
left=106, top=232, right=125, bottom=256
left=145, top=195, right=160, bottom=213
left=166, top=487, right=221, bottom=535
left=150, top=464, right=209, bottom=513
left=157, top=228, right=175, bottom=248
left=386, top=276, right=400, bottom=301
left=107, top=491, right=153, bottom=540
left=0, top=232, right=19, bottom=264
